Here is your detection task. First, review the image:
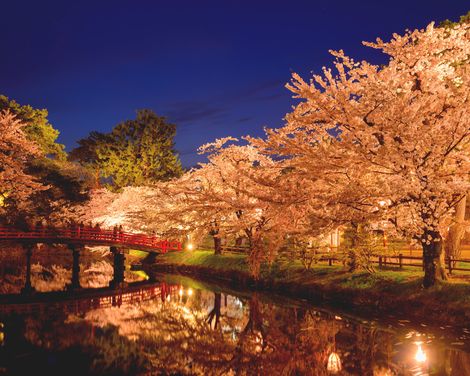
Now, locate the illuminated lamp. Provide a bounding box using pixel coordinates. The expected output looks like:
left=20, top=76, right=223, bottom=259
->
left=327, top=352, right=342, bottom=374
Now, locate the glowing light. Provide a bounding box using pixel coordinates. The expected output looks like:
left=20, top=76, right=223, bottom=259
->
left=234, top=298, right=243, bottom=308
left=187, top=243, right=194, bottom=250
left=327, top=352, right=342, bottom=374
left=187, top=288, right=193, bottom=296
left=415, top=342, right=427, bottom=363
left=166, top=294, right=171, bottom=302
left=133, top=270, right=150, bottom=280
left=179, top=288, right=184, bottom=297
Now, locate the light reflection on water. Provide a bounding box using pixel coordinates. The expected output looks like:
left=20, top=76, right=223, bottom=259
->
left=0, top=261, right=469, bottom=374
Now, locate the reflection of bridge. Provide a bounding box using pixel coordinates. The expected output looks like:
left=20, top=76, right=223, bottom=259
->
left=0, top=226, right=183, bottom=293
left=0, top=281, right=180, bottom=316
left=0, top=227, right=181, bottom=253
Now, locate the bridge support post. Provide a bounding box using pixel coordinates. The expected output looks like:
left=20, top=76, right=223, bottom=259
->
left=67, top=244, right=82, bottom=291
left=21, top=243, right=36, bottom=295
left=109, top=246, right=127, bottom=289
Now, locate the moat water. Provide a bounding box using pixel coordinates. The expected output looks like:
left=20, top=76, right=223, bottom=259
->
left=0, top=249, right=469, bottom=375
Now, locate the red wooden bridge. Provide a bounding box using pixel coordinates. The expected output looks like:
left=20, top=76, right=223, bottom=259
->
left=0, top=281, right=181, bottom=316
left=0, top=226, right=182, bottom=253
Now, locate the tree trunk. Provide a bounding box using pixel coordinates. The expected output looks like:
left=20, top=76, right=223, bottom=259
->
left=348, top=222, right=359, bottom=272
left=422, top=229, right=447, bottom=288
left=446, top=195, right=466, bottom=262
left=207, top=292, right=222, bottom=329
left=213, top=236, right=222, bottom=255
left=235, top=237, right=243, bottom=247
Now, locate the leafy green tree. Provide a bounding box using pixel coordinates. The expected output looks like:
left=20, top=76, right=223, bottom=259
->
left=439, top=11, right=470, bottom=27
left=68, top=131, right=112, bottom=185
left=68, top=131, right=112, bottom=166
left=27, top=158, right=95, bottom=220
left=0, top=95, right=66, bottom=160
left=70, top=109, right=183, bottom=190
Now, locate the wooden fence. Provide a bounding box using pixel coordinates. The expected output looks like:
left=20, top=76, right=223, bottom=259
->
left=218, top=245, right=470, bottom=275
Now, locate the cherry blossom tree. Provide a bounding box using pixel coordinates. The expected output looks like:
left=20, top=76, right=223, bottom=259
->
left=0, top=110, right=47, bottom=221
left=72, top=187, right=150, bottom=229
left=108, top=138, right=302, bottom=274
left=445, top=195, right=467, bottom=263
left=144, top=142, right=278, bottom=252
left=193, top=139, right=301, bottom=273
left=252, top=22, right=470, bottom=287
left=133, top=167, right=231, bottom=252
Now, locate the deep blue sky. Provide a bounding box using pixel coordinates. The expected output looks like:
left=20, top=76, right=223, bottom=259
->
left=1, top=1, right=468, bottom=167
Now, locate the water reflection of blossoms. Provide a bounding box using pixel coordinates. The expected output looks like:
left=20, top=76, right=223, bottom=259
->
left=73, top=286, right=470, bottom=375
left=2, top=270, right=469, bottom=375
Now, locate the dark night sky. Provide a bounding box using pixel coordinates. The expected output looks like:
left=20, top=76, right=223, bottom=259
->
left=1, top=1, right=468, bottom=167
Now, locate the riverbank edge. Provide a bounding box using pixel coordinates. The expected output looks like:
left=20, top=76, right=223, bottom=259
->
left=149, top=259, right=470, bottom=328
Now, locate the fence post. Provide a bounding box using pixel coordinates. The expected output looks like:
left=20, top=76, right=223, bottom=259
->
left=328, top=257, right=332, bottom=266
left=447, top=257, right=453, bottom=275
left=378, top=256, right=382, bottom=269
left=399, top=253, right=403, bottom=269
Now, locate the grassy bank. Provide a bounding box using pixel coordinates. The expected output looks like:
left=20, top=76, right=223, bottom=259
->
left=155, top=250, right=470, bottom=327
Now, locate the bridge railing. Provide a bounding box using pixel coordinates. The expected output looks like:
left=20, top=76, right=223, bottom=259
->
left=0, top=226, right=182, bottom=253
left=0, top=283, right=182, bottom=315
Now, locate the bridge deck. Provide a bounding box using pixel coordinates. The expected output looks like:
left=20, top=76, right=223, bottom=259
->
left=0, top=227, right=182, bottom=253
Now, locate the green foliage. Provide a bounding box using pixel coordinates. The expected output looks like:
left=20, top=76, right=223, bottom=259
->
left=439, top=11, right=470, bottom=28
left=70, top=109, right=183, bottom=190
left=162, top=249, right=248, bottom=272
left=161, top=249, right=470, bottom=305
left=28, top=158, right=94, bottom=203
left=279, top=237, right=327, bottom=270
left=0, top=95, right=66, bottom=160
left=340, top=223, right=388, bottom=274
left=69, top=131, right=111, bottom=167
